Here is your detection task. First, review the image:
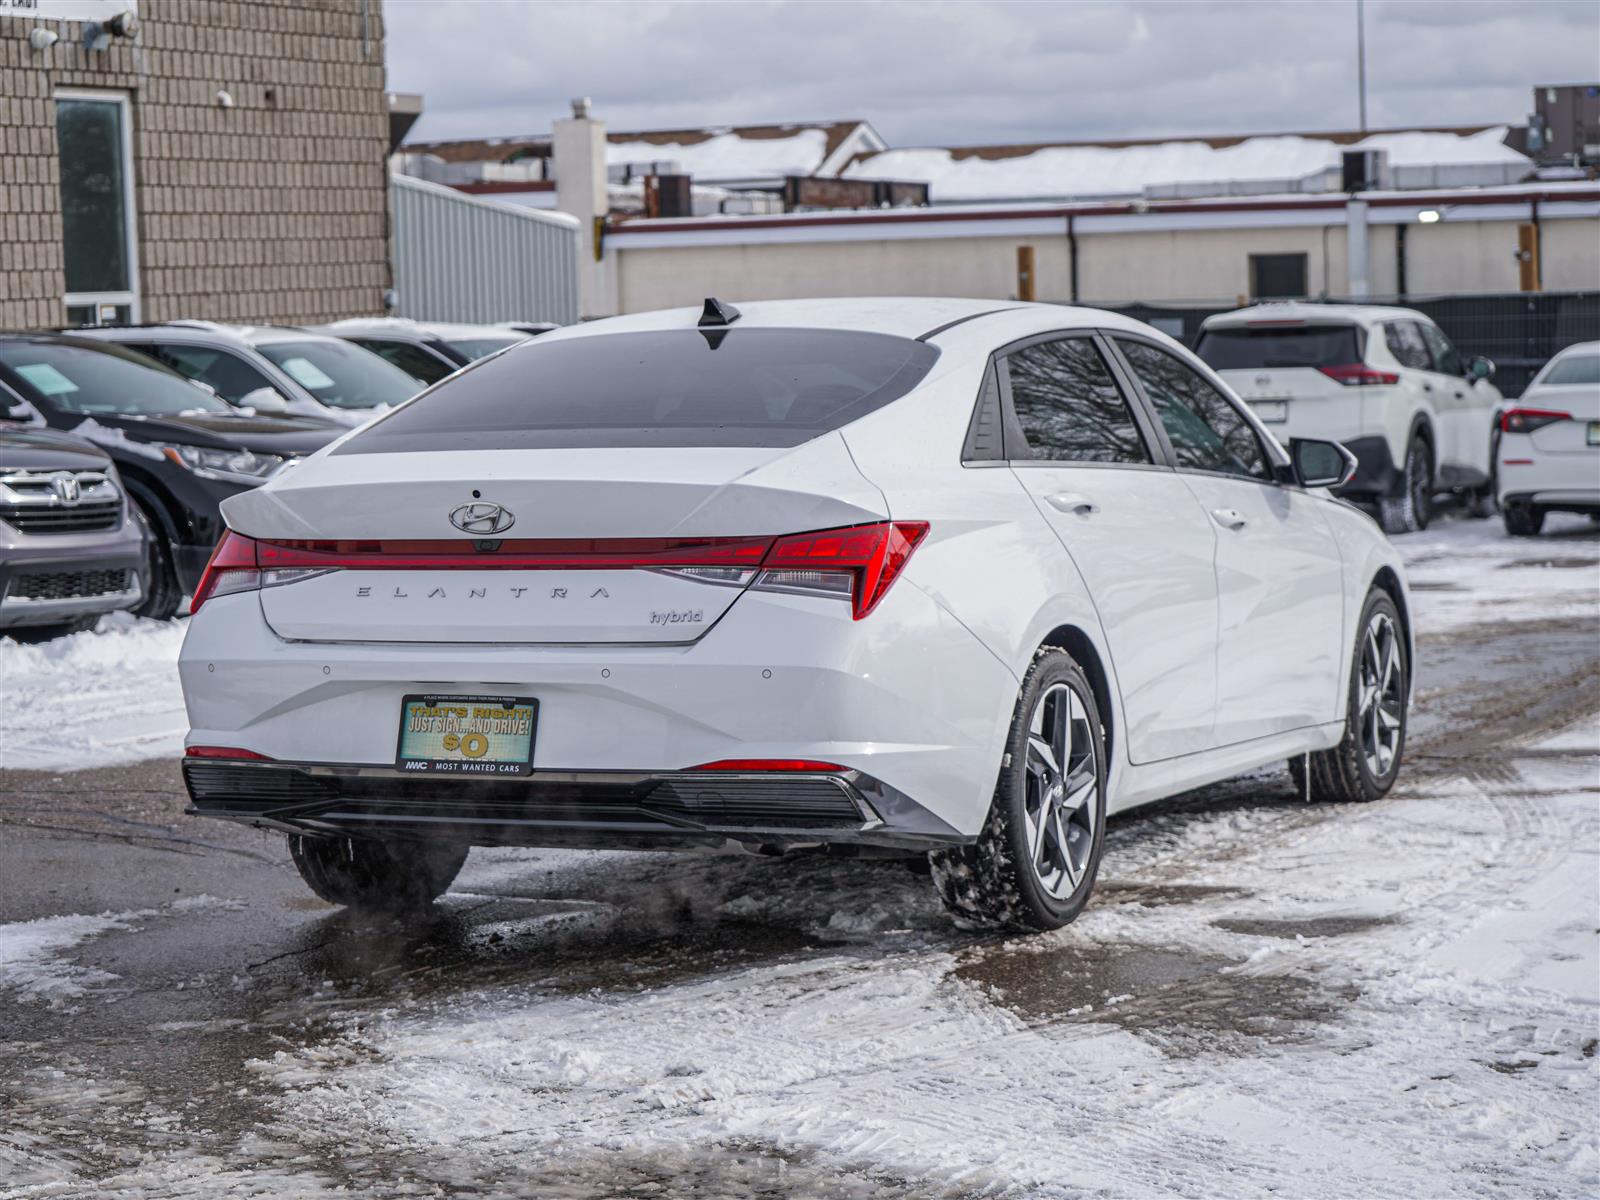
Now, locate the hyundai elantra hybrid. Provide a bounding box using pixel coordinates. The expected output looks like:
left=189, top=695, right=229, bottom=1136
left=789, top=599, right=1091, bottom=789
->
left=178, top=298, right=1413, bottom=931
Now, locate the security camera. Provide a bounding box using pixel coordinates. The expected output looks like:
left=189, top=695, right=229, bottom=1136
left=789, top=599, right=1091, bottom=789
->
left=28, top=27, right=58, bottom=50
left=107, top=10, right=138, bottom=38
left=216, top=90, right=235, bottom=109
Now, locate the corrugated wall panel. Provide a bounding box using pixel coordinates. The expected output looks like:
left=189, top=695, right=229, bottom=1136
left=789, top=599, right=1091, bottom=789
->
left=390, top=175, right=580, bottom=325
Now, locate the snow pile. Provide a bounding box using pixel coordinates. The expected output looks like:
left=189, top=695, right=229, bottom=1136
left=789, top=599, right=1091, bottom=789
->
left=607, top=128, right=829, bottom=180
left=0, top=613, right=188, bottom=770
left=0, top=911, right=138, bottom=1005
left=845, top=126, right=1525, bottom=202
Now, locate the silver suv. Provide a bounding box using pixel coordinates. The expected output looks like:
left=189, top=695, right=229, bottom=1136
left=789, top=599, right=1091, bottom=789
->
left=0, top=427, right=144, bottom=639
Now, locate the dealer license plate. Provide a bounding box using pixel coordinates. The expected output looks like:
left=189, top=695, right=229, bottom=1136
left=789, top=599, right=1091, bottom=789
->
left=1250, top=399, right=1289, bottom=424
left=1588, top=421, right=1599, bottom=446
left=396, top=694, right=537, bottom=775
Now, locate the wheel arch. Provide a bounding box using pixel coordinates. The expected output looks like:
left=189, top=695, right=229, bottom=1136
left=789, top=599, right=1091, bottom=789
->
left=118, top=466, right=186, bottom=544
left=1368, top=565, right=1414, bottom=688
left=1037, top=624, right=1116, bottom=770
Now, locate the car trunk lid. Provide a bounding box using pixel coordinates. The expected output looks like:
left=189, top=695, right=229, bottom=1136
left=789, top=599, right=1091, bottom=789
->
left=225, top=435, right=886, bottom=643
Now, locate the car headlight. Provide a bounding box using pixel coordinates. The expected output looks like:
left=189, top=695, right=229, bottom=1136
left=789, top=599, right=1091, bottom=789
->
left=166, top=444, right=287, bottom=486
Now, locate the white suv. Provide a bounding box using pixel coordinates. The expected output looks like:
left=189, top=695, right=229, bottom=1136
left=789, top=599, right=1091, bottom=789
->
left=1196, top=303, right=1502, bottom=533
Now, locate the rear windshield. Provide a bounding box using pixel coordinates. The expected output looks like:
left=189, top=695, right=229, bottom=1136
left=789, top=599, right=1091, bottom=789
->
left=1543, top=353, right=1600, bottom=386
left=1195, top=325, right=1363, bottom=370
left=338, top=328, right=941, bottom=453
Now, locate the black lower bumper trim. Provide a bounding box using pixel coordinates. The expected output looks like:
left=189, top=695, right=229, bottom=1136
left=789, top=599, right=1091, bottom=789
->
left=182, top=759, right=967, bottom=850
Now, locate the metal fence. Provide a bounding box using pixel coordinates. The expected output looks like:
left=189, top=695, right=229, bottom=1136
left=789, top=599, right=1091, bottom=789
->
left=1088, top=292, right=1600, bottom=397
left=390, top=175, right=581, bottom=326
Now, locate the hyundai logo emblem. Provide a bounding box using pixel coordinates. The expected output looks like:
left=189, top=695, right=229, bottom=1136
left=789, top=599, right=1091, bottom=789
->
left=449, top=501, right=515, bottom=535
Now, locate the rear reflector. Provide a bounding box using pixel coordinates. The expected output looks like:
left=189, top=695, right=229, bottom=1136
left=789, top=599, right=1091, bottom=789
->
left=185, top=745, right=274, bottom=761
left=189, top=521, right=929, bottom=622
left=689, top=759, right=846, bottom=772
left=1501, top=407, right=1571, bottom=434
left=1317, top=363, right=1400, bottom=386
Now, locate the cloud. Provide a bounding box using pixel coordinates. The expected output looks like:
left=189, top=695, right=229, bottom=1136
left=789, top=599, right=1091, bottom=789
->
left=384, top=0, right=1599, bottom=147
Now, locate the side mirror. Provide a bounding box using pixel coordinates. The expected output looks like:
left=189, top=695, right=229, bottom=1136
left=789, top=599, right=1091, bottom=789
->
left=1289, top=437, right=1357, bottom=489
left=1468, top=356, right=1495, bottom=381
left=237, top=386, right=290, bottom=415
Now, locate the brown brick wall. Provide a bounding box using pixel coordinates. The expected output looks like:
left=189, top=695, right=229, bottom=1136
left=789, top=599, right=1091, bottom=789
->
left=0, top=0, right=390, bottom=330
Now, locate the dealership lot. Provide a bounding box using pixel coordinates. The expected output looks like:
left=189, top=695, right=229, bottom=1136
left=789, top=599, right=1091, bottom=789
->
left=1, top=511, right=1595, bottom=1198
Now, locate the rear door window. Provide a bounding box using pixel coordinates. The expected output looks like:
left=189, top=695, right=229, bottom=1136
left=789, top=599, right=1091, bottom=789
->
left=1383, top=322, right=1432, bottom=371
left=1002, top=337, right=1150, bottom=464
left=1418, top=323, right=1465, bottom=376
left=1119, top=339, right=1273, bottom=482
left=1195, top=325, right=1362, bottom=370
left=338, top=328, right=940, bottom=453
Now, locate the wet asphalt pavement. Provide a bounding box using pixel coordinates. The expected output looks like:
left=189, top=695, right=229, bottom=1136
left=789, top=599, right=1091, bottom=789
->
left=1, top=515, right=1596, bottom=1198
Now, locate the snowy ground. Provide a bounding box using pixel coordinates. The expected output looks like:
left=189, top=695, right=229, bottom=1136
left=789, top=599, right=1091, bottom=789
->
left=0, top=512, right=1595, bottom=1198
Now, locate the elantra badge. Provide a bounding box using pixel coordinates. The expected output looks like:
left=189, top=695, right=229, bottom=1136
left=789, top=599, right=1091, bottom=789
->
left=449, top=501, right=515, bottom=535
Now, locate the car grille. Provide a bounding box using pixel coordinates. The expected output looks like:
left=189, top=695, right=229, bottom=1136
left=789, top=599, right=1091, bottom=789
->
left=0, top=469, right=122, bottom=533
left=10, top=568, right=135, bottom=601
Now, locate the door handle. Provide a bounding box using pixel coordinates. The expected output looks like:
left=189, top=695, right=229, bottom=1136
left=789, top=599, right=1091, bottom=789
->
left=1422, top=382, right=1433, bottom=392
left=1211, top=507, right=1248, bottom=530
left=1046, top=492, right=1097, bottom=515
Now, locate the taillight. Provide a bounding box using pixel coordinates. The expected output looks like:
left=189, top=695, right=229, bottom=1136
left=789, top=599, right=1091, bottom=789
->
left=186, top=522, right=929, bottom=622
left=753, top=521, right=928, bottom=620
left=1501, top=408, right=1571, bottom=434
left=189, top=531, right=260, bottom=613
left=1317, top=363, right=1400, bottom=386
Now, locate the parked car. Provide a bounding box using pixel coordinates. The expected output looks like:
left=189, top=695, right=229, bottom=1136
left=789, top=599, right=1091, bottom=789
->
left=72, top=322, right=422, bottom=428
left=178, top=298, right=1411, bottom=931
left=316, top=318, right=534, bottom=386
left=1195, top=303, right=1502, bottom=534
left=0, top=426, right=145, bottom=639
left=0, top=335, right=343, bottom=620
left=1498, top=340, right=1600, bottom=536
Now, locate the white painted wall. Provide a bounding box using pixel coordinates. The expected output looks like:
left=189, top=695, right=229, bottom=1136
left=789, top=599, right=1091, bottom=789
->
left=610, top=212, right=1599, bottom=312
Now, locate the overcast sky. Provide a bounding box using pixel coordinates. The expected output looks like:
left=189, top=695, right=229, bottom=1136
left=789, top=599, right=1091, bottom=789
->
left=385, top=1, right=1599, bottom=147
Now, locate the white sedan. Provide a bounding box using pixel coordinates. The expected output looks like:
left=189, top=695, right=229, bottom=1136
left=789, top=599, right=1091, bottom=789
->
left=177, top=298, right=1413, bottom=931
left=1498, top=340, right=1600, bottom=536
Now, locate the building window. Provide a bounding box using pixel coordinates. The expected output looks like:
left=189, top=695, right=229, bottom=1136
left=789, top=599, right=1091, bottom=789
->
left=1248, top=253, right=1308, bottom=301
left=56, top=91, right=140, bottom=326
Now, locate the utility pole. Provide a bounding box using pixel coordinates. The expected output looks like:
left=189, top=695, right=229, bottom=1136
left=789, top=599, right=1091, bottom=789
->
left=1356, top=0, right=1368, bottom=132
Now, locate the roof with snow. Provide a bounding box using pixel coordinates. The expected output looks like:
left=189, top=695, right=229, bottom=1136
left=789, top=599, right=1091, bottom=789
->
left=406, top=120, right=883, bottom=181
left=842, top=125, right=1532, bottom=202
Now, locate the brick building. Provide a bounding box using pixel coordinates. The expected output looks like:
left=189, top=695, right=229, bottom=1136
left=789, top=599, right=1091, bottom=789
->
left=0, top=0, right=391, bottom=331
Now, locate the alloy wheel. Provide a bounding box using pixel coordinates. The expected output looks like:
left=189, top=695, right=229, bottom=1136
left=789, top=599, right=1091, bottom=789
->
left=1022, top=682, right=1098, bottom=899
left=1357, top=611, right=1404, bottom=780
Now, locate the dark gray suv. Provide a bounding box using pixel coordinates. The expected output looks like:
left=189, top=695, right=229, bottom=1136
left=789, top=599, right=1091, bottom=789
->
left=0, top=427, right=145, bottom=639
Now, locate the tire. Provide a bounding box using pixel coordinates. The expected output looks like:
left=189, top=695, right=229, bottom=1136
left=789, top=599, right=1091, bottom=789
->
left=288, top=835, right=468, bottom=912
left=130, top=502, right=182, bottom=621
left=930, top=648, right=1107, bottom=931
left=1467, top=431, right=1499, bottom=519
left=1503, top=503, right=1545, bottom=537
left=1378, top=436, right=1433, bottom=535
left=1288, top=590, right=1407, bottom=804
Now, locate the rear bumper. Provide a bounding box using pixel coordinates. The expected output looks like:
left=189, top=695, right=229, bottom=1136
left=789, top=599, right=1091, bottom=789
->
left=182, top=758, right=966, bottom=850
left=179, top=583, right=1019, bottom=839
